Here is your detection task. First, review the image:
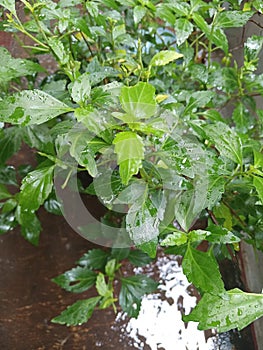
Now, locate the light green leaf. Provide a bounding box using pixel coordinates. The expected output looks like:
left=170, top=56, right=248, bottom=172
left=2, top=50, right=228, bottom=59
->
left=150, top=50, right=183, bottom=67
left=205, top=224, right=240, bottom=244
left=161, top=230, right=188, bottom=246
left=119, top=275, right=158, bottom=317
left=0, top=47, right=44, bottom=85
left=184, top=289, right=263, bottom=332
left=52, top=267, right=96, bottom=293
left=133, top=5, right=147, bottom=24
left=120, top=82, right=157, bottom=121
left=0, top=90, right=72, bottom=126
left=96, top=273, right=109, bottom=297
left=182, top=245, right=225, bottom=294
left=0, top=0, right=16, bottom=13
left=19, top=166, right=55, bottom=211
left=232, top=102, right=250, bottom=133
left=47, top=37, right=70, bottom=65
left=253, top=176, right=263, bottom=203
left=70, top=73, right=91, bottom=104
left=210, top=28, right=229, bottom=54
left=137, top=239, right=158, bottom=258
left=0, top=184, right=11, bottom=200
left=113, top=131, right=144, bottom=185
left=174, top=18, right=193, bottom=46
left=216, top=11, right=254, bottom=28
left=105, top=259, right=118, bottom=277
left=52, top=296, right=101, bottom=326
left=204, top=122, right=243, bottom=165
left=112, top=24, right=126, bottom=40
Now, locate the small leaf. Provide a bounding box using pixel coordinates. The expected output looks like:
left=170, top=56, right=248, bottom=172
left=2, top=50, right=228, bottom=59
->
left=182, top=245, right=225, bottom=295
left=184, top=289, right=263, bottom=332
left=205, top=224, right=240, bottom=244
left=0, top=90, right=72, bottom=126
left=18, top=209, right=41, bottom=245
left=137, top=239, right=158, bottom=258
left=78, top=249, right=109, bottom=270
left=253, top=176, right=263, bottom=204
left=0, top=127, right=22, bottom=165
left=19, top=166, right=55, bottom=211
left=0, top=166, right=17, bottom=186
left=133, top=5, right=147, bottom=24
left=0, top=0, right=16, bottom=13
left=105, top=259, right=118, bottom=277
left=0, top=212, right=16, bottom=234
left=161, top=230, right=188, bottom=246
left=113, top=131, right=144, bottom=185
left=52, top=267, right=96, bottom=293
left=119, top=82, right=157, bottom=121
left=232, top=102, right=250, bottom=133
left=119, top=275, right=158, bottom=317
left=174, top=18, right=193, bottom=46
left=52, top=296, right=101, bottom=326
left=150, top=50, right=183, bottom=67
left=128, top=249, right=153, bottom=266
left=96, top=273, right=109, bottom=297
left=0, top=184, right=12, bottom=200
left=70, top=73, right=91, bottom=104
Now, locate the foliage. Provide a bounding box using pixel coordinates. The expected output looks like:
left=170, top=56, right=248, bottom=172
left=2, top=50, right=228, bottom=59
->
left=0, top=0, right=263, bottom=333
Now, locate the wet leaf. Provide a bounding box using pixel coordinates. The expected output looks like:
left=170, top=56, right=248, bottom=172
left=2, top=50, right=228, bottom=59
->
left=0, top=127, right=22, bottom=165
left=128, top=249, right=153, bottom=266
left=52, top=266, right=96, bottom=293
left=0, top=166, right=17, bottom=186
left=216, top=11, right=253, bottom=28
left=174, top=18, right=193, bottom=46
left=78, top=249, right=109, bottom=270
left=182, top=245, right=225, bottom=295
left=0, top=211, right=16, bottom=234
left=150, top=50, right=183, bottom=67
left=18, top=209, right=42, bottom=245
left=119, top=82, right=157, bottom=121
left=113, top=131, right=144, bottom=185
left=204, top=122, right=243, bottom=165
left=0, top=90, right=73, bottom=126
left=133, top=5, right=146, bottom=24
left=19, top=166, right=55, bottom=211
left=119, top=275, right=158, bottom=317
left=160, top=230, right=188, bottom=246
left=0, top=0, right=16, bottom=13
left=184, top=289, right=263, bottom=332
left=70, top=72, right=91, bottom=104
left=52, top=296, right=101, bottom=326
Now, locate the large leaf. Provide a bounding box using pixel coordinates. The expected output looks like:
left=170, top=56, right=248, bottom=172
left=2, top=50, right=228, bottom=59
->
left=19, top=166, right=55, bottom=211
left=253, top=176, right=263, bottom=204
left=0, top=127, right=22, bottom=165
left=119, top=82, right=157, bottom=121
left=113, top=131, right=144, bottom=185
left=184, top=289, right=263, bottom=332
left=52, top=296, right=101, bottom=326
left=119, top=275, right=158, bottom=317
left=0, top=47, right=44, bottom=85
left=204, top=122, right=243, bottom=165
left=182, top=245, right=225, bottom=295
left=216, top=11, right=253, bottom=28
left=52, top=266, right=97, bottom=293
left=0, top=90, right=72, bottom=126
left=78, top=249, right=110, bottom=270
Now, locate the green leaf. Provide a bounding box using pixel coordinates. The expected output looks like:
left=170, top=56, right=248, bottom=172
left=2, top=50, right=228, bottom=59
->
left=137, top=239, right=158, bottom=258
left=232, top=102, right=250, bottom=133
left=47, top=37, right=70, bottom=65
left=52, top=267, right=96, bottom=293
left=133, top=5, right=147, bottom=24
left=128, top=249, right=153, bottom=266
left=1, top=198, right=17, bottom=213
left=253, top=176, right=263, bottom=204
left=52, top=296, right=101, bottom=326
left=184, top=289, right=263, bottom=332
left=19, top=166, right=55, bottom=211
left=0, top=127, right=22, bottom=165
left=0, top=90, right=72, bottom=126
left=160, top=230, right=188, bottom=247
left=182, top=245, right=225, bottom=294
left=105, top=259, right=118, bottom=277
left=210, top=28, right=229, bottom=54
left=68, top=128, right=98, bottom=177
left=0, top=212, right=16, bottom=234
left=113, top=131, right=144, bottom=185
left=18, top=209, right=42, bottom=245
left=0, top=47, right=44, bottom=85
left=204, top=122, right=243, bottom=165
left=44, top=191, right=62, bottom=215
left=0, top=184, right=11, bottom=200
left=174, top=18, right=193, bottom=46
left=150, top=50, right=183, bottom=67
left=205, top=224, right=240, bottom=244
left=78, top=249, right=109, bottom=270
left=119, top=275, right=158, bottom=317
left=216, top=11, right=253, bottom=28
left=23, top=125, right=54, bottom=154
left=119, top=82, right=157, bottom=121
left=96, top=273, right=109, bottom=297
left=70, top=73, right=91, bottom=104
left=0, top=0, right=16, bottom=13
left=0, top=166, right=17, bottom=186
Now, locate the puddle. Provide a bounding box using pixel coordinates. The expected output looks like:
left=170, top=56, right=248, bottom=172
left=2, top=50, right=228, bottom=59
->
left=112, top=254, right=236, bottom=350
